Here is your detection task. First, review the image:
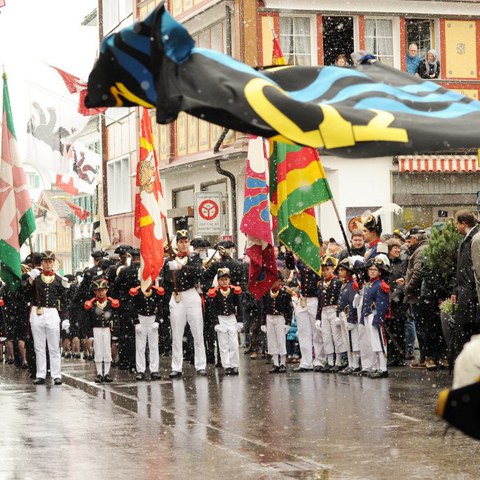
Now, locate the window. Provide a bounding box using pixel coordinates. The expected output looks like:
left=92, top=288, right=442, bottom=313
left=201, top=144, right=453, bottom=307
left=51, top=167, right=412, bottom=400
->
left=172, top=187, right=194, bottom=235
left=406, top=19, right=434, bottom=60
left=26, top=172, right=40, bottom=189
left=280, top=16, right=313, bottom=66
left=102, top=0, right=133, bottom=34
left=107, top=157, right=131, bottom=215
left=365, top=18, right=394, bottom=66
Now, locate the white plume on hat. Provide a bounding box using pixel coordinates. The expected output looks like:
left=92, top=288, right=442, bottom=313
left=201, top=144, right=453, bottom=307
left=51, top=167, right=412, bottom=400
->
left=452, top=334, right=480, bottom=389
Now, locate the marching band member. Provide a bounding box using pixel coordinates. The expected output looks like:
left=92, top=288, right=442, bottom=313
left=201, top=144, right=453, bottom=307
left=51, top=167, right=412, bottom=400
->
left=84, top=277, right=119, bottom=383
left=207, top=268, right=242, bottom=375
left=25, top=251, right=69, bottom=385
left=316, top=256, right=343, bottom=372
left=336, top=258, right=361, bottom=375
left=162, top=230, right=207, bottom=378
left=261, top=277, right=294, bottom=373
left=285, top=251, right=322, bottom=372
left=361, top=255, right=391, bottom=379
left=129, top=284, right=165, bottom=381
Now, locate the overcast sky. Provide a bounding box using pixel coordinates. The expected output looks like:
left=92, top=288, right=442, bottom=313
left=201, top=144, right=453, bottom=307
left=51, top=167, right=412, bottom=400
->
left=0, top=0, right=99, bottom=150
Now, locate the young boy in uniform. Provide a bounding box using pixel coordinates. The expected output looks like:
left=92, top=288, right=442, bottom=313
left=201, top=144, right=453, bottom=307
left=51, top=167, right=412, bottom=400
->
left=316, top=256, right=343, bottom=372
left=336, top=258, right=361, bottom=375
left=129, top=283, right=165, bottom=381
left=261, top=277, right=294, bottom=373
left=84, top=277, right=119, bottom=383
left=207, top=268, right=242, bottom=375
left=361, top=255, right=391, bottom=378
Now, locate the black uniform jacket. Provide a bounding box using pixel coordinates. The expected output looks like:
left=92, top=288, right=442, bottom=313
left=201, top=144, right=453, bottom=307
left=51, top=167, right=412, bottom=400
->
left=262, top=288, right=293, bottom=324
left=129, top=286, right=164, bottom=322
left=316, top=277, right=342, bottom=318
left=84, top=296, right=119, bottom=336
left=207, top=285, right=242, bottom=321
left=24, top=273, right=68, bottom=320
left=285, top=253, right=321, bottom=297
left=161, top=254, right=203, bottom=300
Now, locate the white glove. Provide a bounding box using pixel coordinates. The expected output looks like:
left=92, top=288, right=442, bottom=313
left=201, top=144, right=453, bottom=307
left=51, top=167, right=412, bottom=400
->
left=315, top=319, right=322, bottom=330
left=334, top=317, right=342, bottom=328
left=260, top=325, right=267, bottom=333
left=29, top=268, right=41, bottom=280
left=168, top=261, right=179, bottom=271
left=236, top=322, right=244, bottom=332
left=214, top=324, right=226, bottom=333
left=0, top=337, right=6, bottom=342
left=353, top=294, right=361, bottom=309
left=152, top=322, right=159, bottom=330
left=111, top=336, right=118, bottom=341
left=61, top=319, right=70, bottom=332
left=347, top=322, right=355, bottom=331
left=61, top=277, right=71, bottom=289
left=284, top=325, right=291, bottom=334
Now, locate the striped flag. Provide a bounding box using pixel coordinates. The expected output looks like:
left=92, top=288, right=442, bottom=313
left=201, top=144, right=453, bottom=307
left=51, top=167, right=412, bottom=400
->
left=269, top=143, right=331, bottom=274
left=240, top=136, right=278, bottom=299
left=134, top=108, right=166, bottom=292
left=0, top=72, right=36, bottom=290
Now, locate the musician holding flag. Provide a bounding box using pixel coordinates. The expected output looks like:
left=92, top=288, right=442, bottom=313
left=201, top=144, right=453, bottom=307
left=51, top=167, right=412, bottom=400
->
left=161, top=230, right=207, bottom=378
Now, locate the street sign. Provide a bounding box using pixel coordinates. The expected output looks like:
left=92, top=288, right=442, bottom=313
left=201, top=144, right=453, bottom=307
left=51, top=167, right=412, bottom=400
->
left=195, top=192, right=223, bottom=235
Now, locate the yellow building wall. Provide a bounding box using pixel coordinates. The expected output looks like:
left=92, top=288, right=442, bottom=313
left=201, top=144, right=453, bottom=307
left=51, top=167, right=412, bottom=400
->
left=445, top=20, right=477, bottom=79
left=453, top=89, right=479, bottom=100
left=261, top=16, right=275, bottom=66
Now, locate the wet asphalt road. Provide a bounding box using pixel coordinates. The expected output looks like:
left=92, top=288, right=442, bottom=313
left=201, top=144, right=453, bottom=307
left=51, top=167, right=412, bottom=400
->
left=1, top=354, right=479, bottom=480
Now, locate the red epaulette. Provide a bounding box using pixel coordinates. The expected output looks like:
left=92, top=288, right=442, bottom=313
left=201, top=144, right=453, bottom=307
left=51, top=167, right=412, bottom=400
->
left=109, top=297, right=120, bottom=308
left=352, top=280, right=359, bottom=291
left=233, top=285, right=242, bottom=295
left=207, top=287, right=217, bottom=298
left=152, top=286, right=165, bottom=296
left=0, top=298, right=4, bottom=307
left=129, top=286, right=141, bottom=296
left=380, top=280, right=390, bottom=293
left=84, top=298, right=95, bottom=310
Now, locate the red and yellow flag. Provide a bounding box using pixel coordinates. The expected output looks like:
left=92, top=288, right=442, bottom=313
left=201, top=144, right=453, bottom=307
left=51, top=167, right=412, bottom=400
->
left=134, top=108, right=166, bottom=292
left=272, top=36, right=287, bottom=66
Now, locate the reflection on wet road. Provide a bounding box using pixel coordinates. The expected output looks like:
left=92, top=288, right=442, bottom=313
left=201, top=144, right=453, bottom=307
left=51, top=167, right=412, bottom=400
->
left=1, top=356, right=479, bottom=479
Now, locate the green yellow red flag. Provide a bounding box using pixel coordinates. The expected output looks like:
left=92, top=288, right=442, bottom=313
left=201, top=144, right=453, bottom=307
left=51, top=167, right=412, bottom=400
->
left=269, top=142, right=332, bottom=274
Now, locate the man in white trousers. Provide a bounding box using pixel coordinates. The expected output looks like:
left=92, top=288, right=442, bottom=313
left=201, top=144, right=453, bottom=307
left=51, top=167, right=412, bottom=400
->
left=162, top=230, right=207, bottom=378
left=26, top=251, right=69, bottom=385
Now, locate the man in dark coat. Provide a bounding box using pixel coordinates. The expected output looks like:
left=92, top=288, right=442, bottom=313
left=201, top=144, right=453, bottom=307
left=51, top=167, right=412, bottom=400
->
left=451, top=210, right=480, bottom=360
left=111, top=248, right=141, bottom=372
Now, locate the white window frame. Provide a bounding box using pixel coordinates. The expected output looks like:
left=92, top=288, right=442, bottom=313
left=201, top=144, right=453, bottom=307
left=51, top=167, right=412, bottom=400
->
left=279, top=14, right=317, bottom=66
left=364, top=16, right=400, bottom=69
left=107, top=156, right=131, bottom=215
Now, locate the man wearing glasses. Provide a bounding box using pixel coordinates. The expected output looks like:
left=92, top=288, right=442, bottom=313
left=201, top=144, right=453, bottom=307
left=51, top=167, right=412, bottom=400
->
left=406, top=43, right=421, bottom=75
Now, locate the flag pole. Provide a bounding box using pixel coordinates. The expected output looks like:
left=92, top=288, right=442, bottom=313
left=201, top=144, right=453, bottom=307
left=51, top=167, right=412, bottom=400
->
left=329, top=197, right=352, bottom=256
left=316, top=150, right=352, bottom=255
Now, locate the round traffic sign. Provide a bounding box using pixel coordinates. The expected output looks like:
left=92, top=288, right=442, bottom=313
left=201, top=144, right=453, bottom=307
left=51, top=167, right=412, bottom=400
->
left=198, top=199, right=219, bottom=221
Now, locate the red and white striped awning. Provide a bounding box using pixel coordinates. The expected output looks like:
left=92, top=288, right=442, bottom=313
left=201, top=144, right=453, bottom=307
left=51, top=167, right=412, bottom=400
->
left=398, top=155, right=480, bottom=173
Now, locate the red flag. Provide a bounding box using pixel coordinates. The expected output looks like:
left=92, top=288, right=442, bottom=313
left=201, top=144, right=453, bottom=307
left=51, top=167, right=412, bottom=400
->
left=50, top=65, right=106, bottom=116
left=240, top=136, right=278, bottom=299
left=134, top=108, right=166, bottom=292
left=272, top=36, right=287, bottom=66
left=65, top=200, right=90, bottom=220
